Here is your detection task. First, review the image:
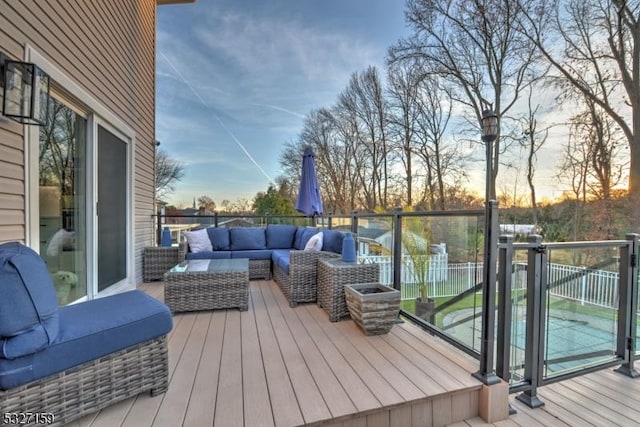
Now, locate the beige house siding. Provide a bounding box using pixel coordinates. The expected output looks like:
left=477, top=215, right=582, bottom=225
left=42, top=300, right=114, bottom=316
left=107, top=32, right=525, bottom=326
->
left=0, top=0, right=157, bottom=284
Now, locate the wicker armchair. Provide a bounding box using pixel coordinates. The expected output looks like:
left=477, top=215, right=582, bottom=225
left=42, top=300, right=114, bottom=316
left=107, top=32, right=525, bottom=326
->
left=273, top=250, right=340, bottom=307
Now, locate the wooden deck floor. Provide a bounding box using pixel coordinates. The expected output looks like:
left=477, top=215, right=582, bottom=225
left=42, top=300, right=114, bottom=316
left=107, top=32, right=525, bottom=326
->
left=69, top=279, right=485, bottom=427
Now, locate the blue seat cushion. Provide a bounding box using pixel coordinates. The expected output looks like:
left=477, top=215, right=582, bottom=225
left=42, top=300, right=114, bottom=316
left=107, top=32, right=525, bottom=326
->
left=206, top=227, right=230, bottom=250
left=271, top=249, right=290, bottom=275
left=322, top=230, right=345, bottom=254
left=0, top=242, right=59, bottom=359
left=265, top=224, right=297, bottom=249
left=0, top=290, right=172, bottom=390
left=293, top=227, right=319, bottom=250
left=186, top=251, right=231, bottom=260
left=230, top=250, right=272, bottom=260
left=229, top=227, right=267, bottom=250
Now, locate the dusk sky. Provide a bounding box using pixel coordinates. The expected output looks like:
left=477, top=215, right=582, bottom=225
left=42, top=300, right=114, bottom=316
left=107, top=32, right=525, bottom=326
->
left=156, top=0, right=413, bottom=207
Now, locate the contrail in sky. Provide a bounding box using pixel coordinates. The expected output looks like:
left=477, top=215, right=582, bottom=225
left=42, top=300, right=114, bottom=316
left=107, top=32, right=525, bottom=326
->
left=158, top=49, right=275, bottom=184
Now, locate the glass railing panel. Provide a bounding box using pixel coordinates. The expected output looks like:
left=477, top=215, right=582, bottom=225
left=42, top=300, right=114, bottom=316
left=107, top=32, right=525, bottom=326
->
left=354, top=214, right=393, bottom=279
left=507, top=251, right=531, bottom=387
left=542, top=244, right=620, bottom=379
left=399, top=212, right=484, bottom=353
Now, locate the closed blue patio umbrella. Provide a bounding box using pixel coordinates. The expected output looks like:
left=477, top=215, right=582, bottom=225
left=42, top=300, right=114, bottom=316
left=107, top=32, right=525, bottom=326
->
left=295, top=147, right=323, bottom=217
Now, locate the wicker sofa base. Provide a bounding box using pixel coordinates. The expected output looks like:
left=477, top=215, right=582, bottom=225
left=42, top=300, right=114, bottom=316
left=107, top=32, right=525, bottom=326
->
left=249, top=259, right=271, bottom=280
left=273, top=251, right=340, bottom=307
left=0, top=335, right=169, bottom=427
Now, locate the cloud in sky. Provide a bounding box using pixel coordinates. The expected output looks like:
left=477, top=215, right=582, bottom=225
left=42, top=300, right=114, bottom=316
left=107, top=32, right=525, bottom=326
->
left=156, top=0, right=410, bottom=206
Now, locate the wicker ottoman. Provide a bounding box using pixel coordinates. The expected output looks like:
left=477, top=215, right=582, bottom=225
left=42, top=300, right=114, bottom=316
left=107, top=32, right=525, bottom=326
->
left=317, top=258, right=380, bottom=322
left=164, top=259, right=249, bottom=312
left=144, top=246, right=180, bottom=281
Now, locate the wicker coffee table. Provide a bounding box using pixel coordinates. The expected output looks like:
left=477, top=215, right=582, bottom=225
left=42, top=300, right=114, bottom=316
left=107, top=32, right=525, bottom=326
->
left=164, top=259, right=249, bottom=312
left=317, top=258, right=380, bottom=322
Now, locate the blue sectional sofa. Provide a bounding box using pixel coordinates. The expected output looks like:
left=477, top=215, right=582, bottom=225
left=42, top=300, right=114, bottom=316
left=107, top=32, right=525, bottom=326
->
left=0, top=242, right=173, bottom=425
left=180, top=224, right=344, bottom=306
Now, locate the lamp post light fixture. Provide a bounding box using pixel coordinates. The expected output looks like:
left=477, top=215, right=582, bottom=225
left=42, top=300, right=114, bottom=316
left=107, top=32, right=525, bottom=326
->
left=481, top=108, right=498, bottom=200
left=0, top=52, right=50, bottom=126
left=473, top=107, right=501, bottom=386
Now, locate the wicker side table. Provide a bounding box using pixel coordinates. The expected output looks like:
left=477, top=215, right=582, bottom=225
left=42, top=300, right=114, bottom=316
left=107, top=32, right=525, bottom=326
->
left=144, top=246, right=180, bottom=281
left=317, top=258, right=380, bottom=322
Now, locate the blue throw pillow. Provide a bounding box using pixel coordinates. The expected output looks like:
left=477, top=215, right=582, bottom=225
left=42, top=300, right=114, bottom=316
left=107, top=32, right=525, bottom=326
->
left=322, top=230, right=345, bottom=254
left=229, top=227, right=267, bottom=250
left=206, top=227, right=230, bottom=250
left=266, top=224, right=297, bottom=249
left=0, top=242, right=59, bottom=359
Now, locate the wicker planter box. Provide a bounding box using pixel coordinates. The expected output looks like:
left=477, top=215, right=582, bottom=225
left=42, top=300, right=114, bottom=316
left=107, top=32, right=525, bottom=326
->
left=345, top=283, right=400, bottom=335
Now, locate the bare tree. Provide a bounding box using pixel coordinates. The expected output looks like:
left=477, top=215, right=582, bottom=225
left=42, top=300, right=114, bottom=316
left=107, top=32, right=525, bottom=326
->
left=412, top=77, right=469, bottom=210
left=338, top=66, right=392, bottom=209
left=197, top=195, right=216, bottom=212
left=155, top=148, right=185, bottom=200
left=518, top=86, right=548, bottom=224
left=386, top=62, right=423, bottom=207
left=390, top=0, right=542, bottom=199
left=517, top=0, right=640, bottom=228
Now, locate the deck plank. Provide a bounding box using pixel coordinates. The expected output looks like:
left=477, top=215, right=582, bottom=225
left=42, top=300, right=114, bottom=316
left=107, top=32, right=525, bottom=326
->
left=305, top=300, right=406, bottom=407
left=251, top=281, right=305, bottom=427
left=214, top=310, right=245, bottom=427
left=154, top=312, right=211, bottom=427
left=296, top=304, right=381, bottom=413
left=120, top=312, right=196, bottom=427
left=242, top=282, right=276, bottom=427
left=391, top=325, right=480, bottom=388
left=259, top=282, right=333, bottom=424
left=333, top=320, right=425, bottom=402
left=266, top=280, right=358, bottom=419
left=183, top=310, right=226, bottom=426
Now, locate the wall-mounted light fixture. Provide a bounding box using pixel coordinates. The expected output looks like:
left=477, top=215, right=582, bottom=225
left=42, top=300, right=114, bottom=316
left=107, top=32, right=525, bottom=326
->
left=0, top=52, right=50, bottom=125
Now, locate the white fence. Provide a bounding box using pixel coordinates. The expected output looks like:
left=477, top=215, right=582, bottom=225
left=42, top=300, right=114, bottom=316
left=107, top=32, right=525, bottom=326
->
left=361, top=254, right=628, bottom=309
left=359, top=254, right=483, bottom=300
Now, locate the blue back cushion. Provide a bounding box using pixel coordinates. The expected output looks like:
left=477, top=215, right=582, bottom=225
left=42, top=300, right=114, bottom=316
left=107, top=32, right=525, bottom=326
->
left=206, top=227, right=230, bottom=250
left=229, top=227, right=267, bottom=250
left=322, top=230, right=345, bottom=254
left=266, top=224, right=297, bottom=249
left=0, top=242, right=59, bottom=359
left=294, top=227, right=319, bottom=250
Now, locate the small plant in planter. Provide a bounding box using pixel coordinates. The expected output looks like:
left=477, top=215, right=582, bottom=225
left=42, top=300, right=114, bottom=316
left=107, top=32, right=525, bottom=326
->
left=403, top=213, right=436, bottom=322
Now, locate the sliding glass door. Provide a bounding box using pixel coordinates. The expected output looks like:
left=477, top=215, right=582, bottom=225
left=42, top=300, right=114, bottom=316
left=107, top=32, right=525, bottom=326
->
left=38, top=96, right=88, bottom=305
left=35, top=95, right=131, bottom=302
left=97, top=125, right=128, bottom=291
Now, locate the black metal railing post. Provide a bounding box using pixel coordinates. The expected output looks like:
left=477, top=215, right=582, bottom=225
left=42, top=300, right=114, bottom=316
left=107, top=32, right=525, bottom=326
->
left=328, top=213, right=333, bottom=230
left=156, top=208, right=162, bottom=246
left=351, top=210, right=358, bottom=234
left=393, top=207, right=403, bottom=292
left=473, top=200, right=501, bottom=385
left=516, top=234, right=546, bottom=408
left=496, top=234, right=514, bottom=382
left=615, top=233, right=640, bottom=377
left=214, top=212, right=219, bottom=227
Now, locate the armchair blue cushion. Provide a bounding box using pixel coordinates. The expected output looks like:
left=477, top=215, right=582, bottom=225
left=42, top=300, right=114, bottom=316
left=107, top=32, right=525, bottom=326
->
left=206, top=227, right=230, bottom=250
left=229, top=227, right=267, bottom=250
left=0, top=290, right=172, bottom=390
left=266, top=224, right=297, bottom=249
left=0, top=242, right=59, bottom=359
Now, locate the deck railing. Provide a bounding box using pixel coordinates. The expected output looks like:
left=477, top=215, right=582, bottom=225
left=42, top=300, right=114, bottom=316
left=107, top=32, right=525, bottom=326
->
left=153, top=209, right=640, bottom=408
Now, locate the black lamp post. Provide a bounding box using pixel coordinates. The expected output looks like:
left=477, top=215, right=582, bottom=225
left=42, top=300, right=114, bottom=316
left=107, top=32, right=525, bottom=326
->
left=473, top=108, right=501, bottom=385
